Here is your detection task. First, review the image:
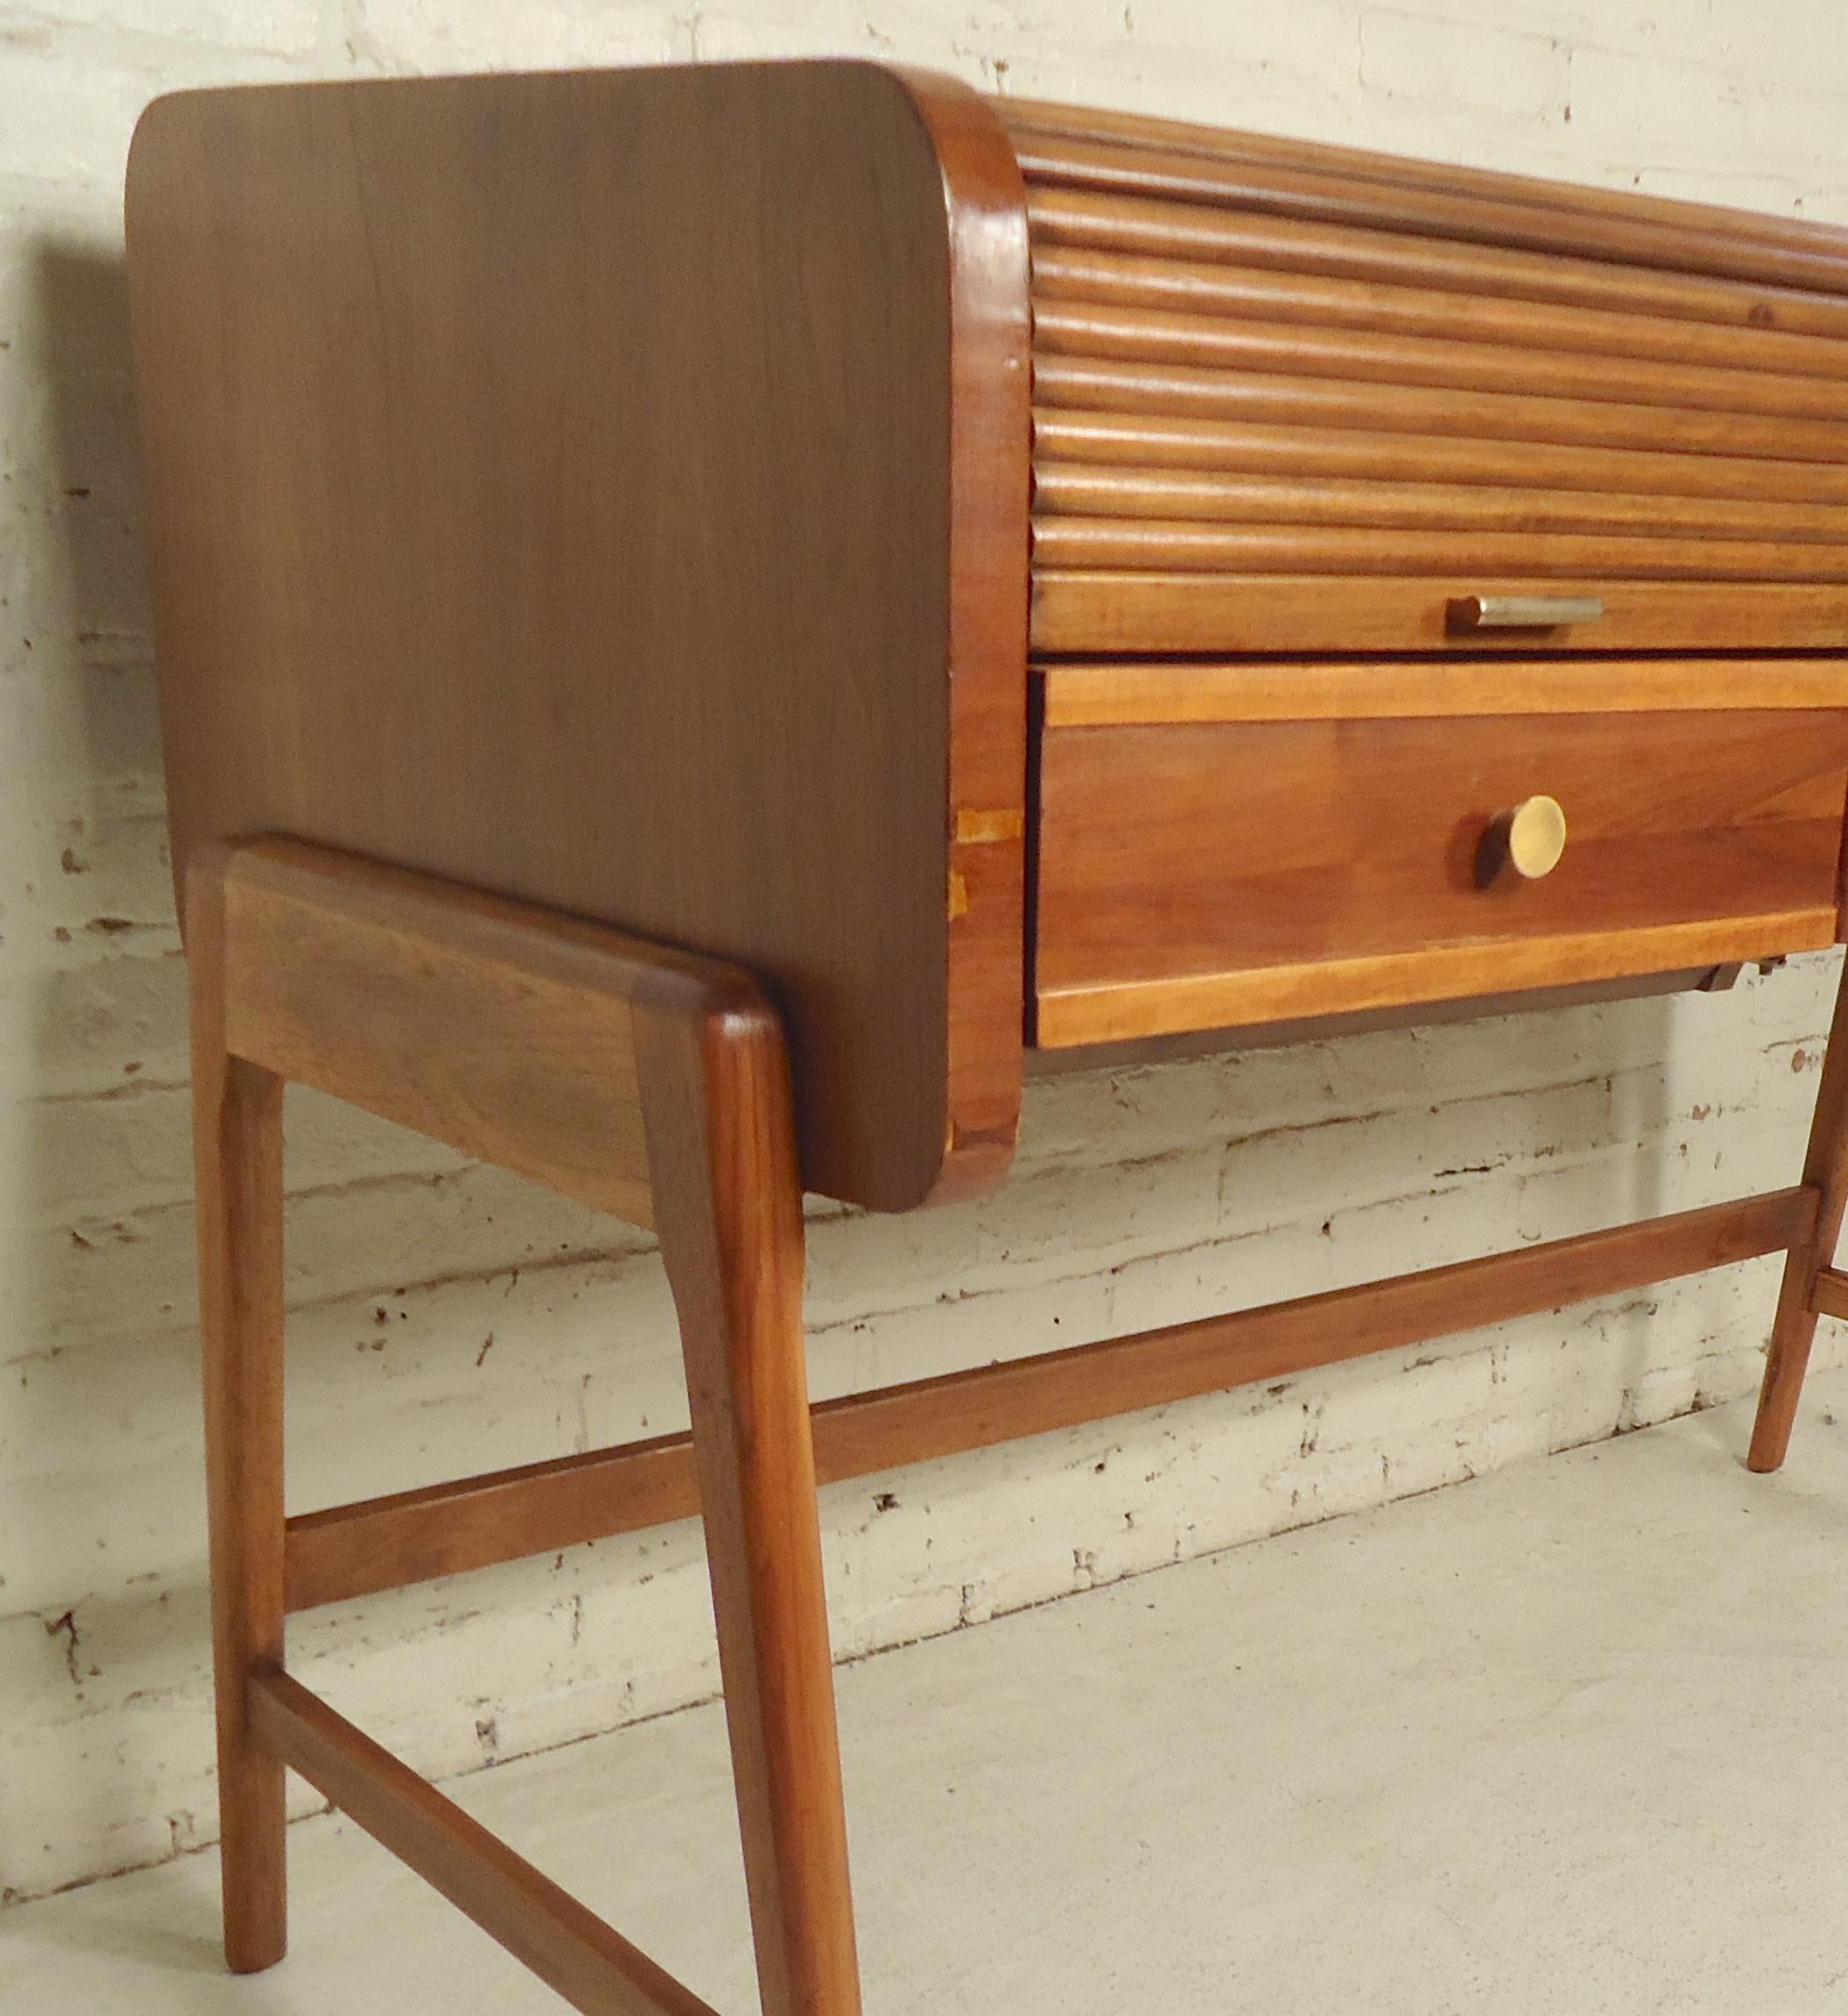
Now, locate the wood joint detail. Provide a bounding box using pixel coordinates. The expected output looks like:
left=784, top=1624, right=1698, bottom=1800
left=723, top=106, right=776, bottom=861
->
left=1809, top=1265, right=1848, bottom=1320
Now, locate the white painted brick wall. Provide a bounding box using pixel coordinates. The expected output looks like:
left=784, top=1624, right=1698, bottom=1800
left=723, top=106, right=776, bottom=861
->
left=1360, top=11, right=1571, bottom=125
left=3, top=0, right=1847, bottom=1906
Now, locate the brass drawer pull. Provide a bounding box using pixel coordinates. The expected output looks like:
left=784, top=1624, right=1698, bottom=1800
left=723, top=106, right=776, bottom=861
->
left=1479, top=793, right=1569, bottom=883
left=1449, top=594, right=1606, bottom=633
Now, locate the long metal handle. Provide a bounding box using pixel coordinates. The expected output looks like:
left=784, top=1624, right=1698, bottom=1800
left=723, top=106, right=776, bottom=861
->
left=1449, top=594, right=1606, bottom=632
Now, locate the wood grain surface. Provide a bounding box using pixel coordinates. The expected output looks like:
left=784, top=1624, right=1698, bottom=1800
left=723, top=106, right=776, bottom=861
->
left=1007, top=98, right=1848, bottom=655
left=1036, top=406, right=1848, bottom=506
left=188, top=862, right=288, bottom=1973
left=1001, top=101, right=1848, bottom=293
left=1037, top=917, right=1839, bottom=1048
left=212, top=839, right=671, bottom=1229
left=1036, top=708, right=1848, bottom=1044
left=1031, top=572, right=1848, bottom=653
left=1023, top=184, right=1848, bottom=344
left=128, top=62, right=1030, bottom=1212
left=1810, top=1266, right=1848, bottom=1320
left=639, top=962, right=863, bottom=2016
left=203, top=838, right=862, bottom=2012
left=285, top=1185, right=1815, bottom=1609
left=1039, top=658, right=1848, bottom=726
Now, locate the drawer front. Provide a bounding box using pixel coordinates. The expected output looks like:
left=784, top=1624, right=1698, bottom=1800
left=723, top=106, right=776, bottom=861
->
left=1034, top=690, right=1848, bottom=1047
left=1001, top=100, right=1848, bottom=656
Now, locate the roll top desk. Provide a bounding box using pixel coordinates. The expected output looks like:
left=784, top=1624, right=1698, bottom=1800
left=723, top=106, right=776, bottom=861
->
left=126, top=61, right=1848, bottom=2016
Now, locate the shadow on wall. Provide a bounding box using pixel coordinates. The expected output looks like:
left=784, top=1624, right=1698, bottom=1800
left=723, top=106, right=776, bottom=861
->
left=3, top=235, right=200, bottom=1902
left=4, top=235, right=675, bottom=1905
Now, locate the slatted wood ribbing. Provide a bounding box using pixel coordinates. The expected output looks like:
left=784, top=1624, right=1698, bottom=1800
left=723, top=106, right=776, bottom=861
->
left=1001, top=97, right=1848, bottom=649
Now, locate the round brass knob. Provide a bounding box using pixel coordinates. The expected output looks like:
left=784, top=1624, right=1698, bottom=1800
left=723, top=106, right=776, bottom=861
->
left=1505, top=794, right=1567, bottom=880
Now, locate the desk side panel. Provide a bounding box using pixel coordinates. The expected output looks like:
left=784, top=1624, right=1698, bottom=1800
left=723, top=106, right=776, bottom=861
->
left=126, top=61, right=1030, bottom=1212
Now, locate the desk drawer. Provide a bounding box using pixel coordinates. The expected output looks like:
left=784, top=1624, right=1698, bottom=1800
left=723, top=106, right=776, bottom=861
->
left=1004, top=104, right=1848, bottom=656
left=1033, top=671, right=1848, bottom=1047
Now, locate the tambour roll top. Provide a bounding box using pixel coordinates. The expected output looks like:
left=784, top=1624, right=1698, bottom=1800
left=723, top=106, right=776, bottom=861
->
left=125, top=63, right=1848, bottom=1205
left=1000, top=95, right=1848, bottom=655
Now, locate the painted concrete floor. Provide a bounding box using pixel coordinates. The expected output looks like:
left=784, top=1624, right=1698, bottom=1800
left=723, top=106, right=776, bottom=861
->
left=9, top=1373, right=1848, bottom=2016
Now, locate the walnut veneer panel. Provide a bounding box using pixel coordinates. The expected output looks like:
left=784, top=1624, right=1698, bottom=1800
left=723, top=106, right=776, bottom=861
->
left=1036, top=705, right=1848, bottom=1045
left=1001, top=97, right=1848, bottom=654
left=128, top=63, right=1031, bottom=1212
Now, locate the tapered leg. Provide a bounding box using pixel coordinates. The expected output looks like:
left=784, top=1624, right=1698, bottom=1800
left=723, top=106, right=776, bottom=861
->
left=643, top=999, right=862, bottom=2016
left=1751, top=952, right=1848, bottom=1472
left=190, top=873, right=290, bottom=1970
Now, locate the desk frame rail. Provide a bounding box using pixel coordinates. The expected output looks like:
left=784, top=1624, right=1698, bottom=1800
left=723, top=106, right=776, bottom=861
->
left=190, top=837, right=1848, bottom=2016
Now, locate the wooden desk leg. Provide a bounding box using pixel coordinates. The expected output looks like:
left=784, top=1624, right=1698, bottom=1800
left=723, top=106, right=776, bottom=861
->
left=190, top=880, right=289, bottom=1970
left=1752, top=953, right=1848, bottom=1472
left=643, top=1007, right=863, bottom=2016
